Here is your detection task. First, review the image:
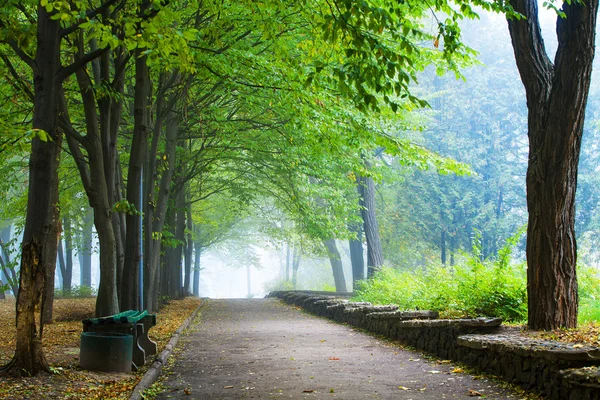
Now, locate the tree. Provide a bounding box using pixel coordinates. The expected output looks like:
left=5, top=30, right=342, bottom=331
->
left=357, top=172, right=384, bottom=278
left=506, top=0, right=598, bottom=329
left=0, top=0, right=126, bottom=376
left=324, top=239, right=348, bottom=292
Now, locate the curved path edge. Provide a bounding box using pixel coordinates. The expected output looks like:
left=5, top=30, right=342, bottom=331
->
left=129, top=301, right=205, bottom=400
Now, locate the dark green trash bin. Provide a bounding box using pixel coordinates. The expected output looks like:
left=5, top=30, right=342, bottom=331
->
left=80, top=332, right=133, bottom=373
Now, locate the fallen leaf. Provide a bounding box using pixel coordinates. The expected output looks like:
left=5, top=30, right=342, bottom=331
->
left=428, top=370, right=441, bottom=374
left=452, top=367, right=464, bottom=374
left=184, top=387, right=191, bottom=395
left=328, top=357, right=340, bottom=361
left=573, top=344, right=584, bottom=349
left=409, top=358, right=420, bottom=361
left=468, top=389, right=483, bottom=397
left=398, top=386, right=411, bottom=390
left=223, top=386, right=234, bottom=389
left=303, top=389, right=314, bottom=393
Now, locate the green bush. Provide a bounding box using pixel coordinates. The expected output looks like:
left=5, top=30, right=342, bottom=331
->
left=578, top=264, right=600, bottom=324
left=54, top=285, right=97, bottom=299
left=355, top=230, right=528, bottom=322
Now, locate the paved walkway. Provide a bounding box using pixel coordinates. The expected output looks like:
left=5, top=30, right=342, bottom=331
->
left=157, top=299, right=523, bottom=399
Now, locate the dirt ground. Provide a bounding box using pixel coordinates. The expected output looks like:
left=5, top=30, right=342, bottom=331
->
left=156, top=298, right=530, bottom=399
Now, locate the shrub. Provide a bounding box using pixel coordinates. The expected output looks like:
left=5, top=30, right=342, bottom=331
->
left=355, top=229, right=528, bottom=322
left=54, top=285, right=97, bottom=299
left=578, top=264, right=600, bottom=323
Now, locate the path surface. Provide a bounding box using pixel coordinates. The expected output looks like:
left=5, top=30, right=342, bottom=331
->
left=157, top=299, right=523, bottom=399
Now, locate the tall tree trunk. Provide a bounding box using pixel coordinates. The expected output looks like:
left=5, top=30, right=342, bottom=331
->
left=144, top=110, right=179, bottom=312
left=57, top=240, right=66, bottom=290
left=323, top=239, right=347, bottom=292
left=62, top=218, right=73, bottom=293
left=106, top=50, right=127, bottom=300
left=357, top=175, right=384, bottom=277
left=63, top=60, right=120, bottom=317
left=183, top=202, right=193, bottom=297
left=164, top=202, right=179, bottom=300
left=171, top=184, right=186, bottom=300
left=507, top=0, right=598, bottom=329
left=193, top=241, right=202, bottom=297
left=80, top=209, right=93, bottom=288
left=291, top=247, right=301, bottom=289
left=285, top=244, right=291, bottom=282
left=441, top=229, right=447, bottom=265
left=3, top=6, right=63, bottom=376
left=121, top=53, right=150, bottom=311
left=348, top=221, right=365, bottom=285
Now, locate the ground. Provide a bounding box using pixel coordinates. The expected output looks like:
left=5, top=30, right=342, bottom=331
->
left=155, top=298, right=534, bottom=399
left=0, top=295, right=597, bottom=399
left=0, top=296, right=201, bottom=399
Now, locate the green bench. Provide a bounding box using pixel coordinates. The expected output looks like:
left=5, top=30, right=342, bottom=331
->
left=82, top=310, right=157, bottom=370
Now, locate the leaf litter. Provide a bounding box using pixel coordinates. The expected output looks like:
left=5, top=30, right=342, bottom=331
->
left=0, top=296, right=201, bottom=399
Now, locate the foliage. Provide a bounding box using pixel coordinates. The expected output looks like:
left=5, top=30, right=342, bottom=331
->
left=354, top=230, right=528, bottom=322
left=53, top=285, right=97, bottom=299
left=578, top=264, right=600, bottom=324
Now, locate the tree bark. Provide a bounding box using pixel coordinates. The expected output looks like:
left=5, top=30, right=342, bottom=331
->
left=348, top=221, right=365, bottom=285
left=63, top=60, right=120, bottom=317
left=172, top=183, right=187, bottom=300
left=62, top=218, right=73, bottom=293
left=193, top=241, right=202, bottom=297
left=144, top=110, right=179, bottom=311
left=357, top=174, right=384, bottom=277
left=324, top=239, right=347, bottom=292
left=121, top=53, right=151, bottom=311
left=291, top=247, right=301, bottom=289
left=183, top=203, right=193, bottom=297
left=3, top=5, right=63, bottom=376
left=79, top=209, right=93, bottom=288
left=507, top=0, right=598, bottom=329
left=285, top=243, right=291, bottom=282
left=441, top=229, right=447, bottom=265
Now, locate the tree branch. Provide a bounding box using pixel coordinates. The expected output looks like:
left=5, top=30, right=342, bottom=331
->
left=58, top=47, right=106, bottom=82
left=506, top=0, right=554, bottom=100
left=60, top=0, right=124, bottom=38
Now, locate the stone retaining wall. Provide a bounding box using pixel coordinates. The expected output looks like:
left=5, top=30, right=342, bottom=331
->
left=268, top=290, right=600, bottom=400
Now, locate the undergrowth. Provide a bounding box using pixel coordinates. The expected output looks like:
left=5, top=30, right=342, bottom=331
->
left=355, top=229, right=600, bottom=324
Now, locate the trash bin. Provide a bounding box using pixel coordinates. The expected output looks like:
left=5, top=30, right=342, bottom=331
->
left=80, top=332, right=133, bottom=373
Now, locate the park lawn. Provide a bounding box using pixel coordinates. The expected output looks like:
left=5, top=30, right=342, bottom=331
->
left=0, top=296, right=201, bottom=399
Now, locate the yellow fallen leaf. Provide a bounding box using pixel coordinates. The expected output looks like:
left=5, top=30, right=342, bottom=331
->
left=573, top=344, right=584, bottom=349
left=468, top=389, right=483, bottom=396
left=398, top=386, right=411, bottom=390
left=452, top=367, right=464, bottom=373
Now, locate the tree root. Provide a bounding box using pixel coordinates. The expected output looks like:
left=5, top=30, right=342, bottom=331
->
left=0, top=358, right=21, bottom=377
left=0, top=355, right=51, bottom=377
